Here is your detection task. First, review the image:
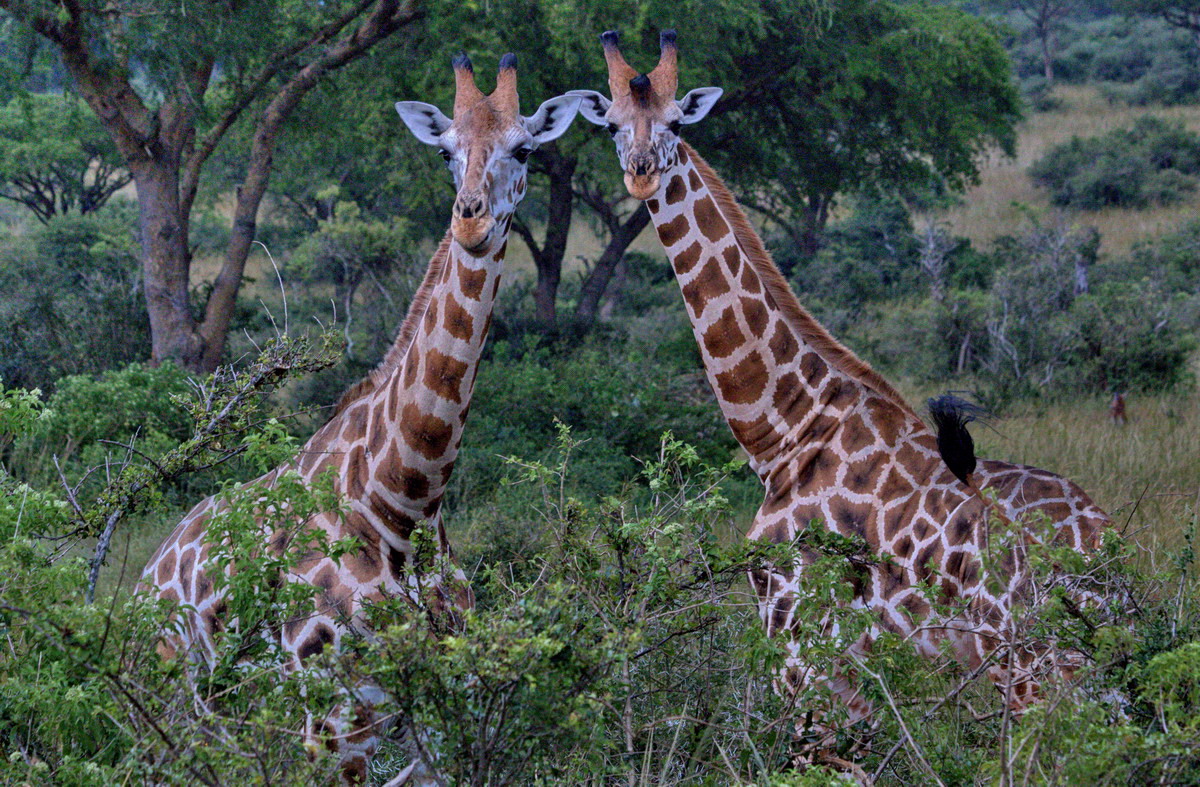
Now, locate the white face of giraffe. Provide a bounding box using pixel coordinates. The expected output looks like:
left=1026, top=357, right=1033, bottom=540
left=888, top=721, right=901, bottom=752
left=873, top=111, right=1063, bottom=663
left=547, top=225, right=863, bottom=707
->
left=396, top=55, right=581, bottom=256
left=568, top=31, right=721, bottom=200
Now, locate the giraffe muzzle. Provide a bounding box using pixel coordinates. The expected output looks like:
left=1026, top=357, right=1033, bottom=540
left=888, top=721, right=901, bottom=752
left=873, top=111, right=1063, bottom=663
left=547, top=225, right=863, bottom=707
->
left=451, top=216, right=495, bottom=256
left=624, top=170, right=661, bottom=201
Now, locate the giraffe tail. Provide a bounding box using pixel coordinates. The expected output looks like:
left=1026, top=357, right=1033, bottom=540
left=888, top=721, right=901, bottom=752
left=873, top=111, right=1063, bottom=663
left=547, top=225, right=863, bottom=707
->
left=926, top=393, right=989, bottom=487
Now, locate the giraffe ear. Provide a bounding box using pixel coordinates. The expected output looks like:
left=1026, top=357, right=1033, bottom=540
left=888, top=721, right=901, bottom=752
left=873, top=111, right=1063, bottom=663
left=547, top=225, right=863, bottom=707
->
left=524, top=94, right=583, bottom=145
left=677, top=87, right=722, bottom=125
left=564, top=90, right=611, bottom=126
left=394, top=101, right=452, bottom=146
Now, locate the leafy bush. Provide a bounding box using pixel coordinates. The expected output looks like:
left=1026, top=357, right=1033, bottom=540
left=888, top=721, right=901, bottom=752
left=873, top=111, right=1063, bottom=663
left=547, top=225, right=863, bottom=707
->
left=1029, top=117, right=1200, bottom=209
left=3, top=342, right=1200, bottom=784
left=0, top=208, right=149, bottom=391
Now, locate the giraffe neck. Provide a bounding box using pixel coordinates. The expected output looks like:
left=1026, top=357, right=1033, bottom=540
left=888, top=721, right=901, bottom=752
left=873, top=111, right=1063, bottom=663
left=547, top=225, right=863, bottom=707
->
left=301, top=235, right=507, bottom=539
left=646, top=143, right=914, bottom=481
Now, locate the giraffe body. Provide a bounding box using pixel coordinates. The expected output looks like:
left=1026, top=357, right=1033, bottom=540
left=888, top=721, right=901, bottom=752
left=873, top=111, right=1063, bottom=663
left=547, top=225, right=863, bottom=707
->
left=572, top=31, right=1113, bottom=758
left=140, top=55, right=581, bottom=784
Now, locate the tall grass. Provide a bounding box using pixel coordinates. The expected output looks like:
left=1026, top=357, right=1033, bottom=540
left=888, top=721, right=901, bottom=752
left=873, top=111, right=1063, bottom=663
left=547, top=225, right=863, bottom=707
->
left=971, top=390, right=1200, bottom=562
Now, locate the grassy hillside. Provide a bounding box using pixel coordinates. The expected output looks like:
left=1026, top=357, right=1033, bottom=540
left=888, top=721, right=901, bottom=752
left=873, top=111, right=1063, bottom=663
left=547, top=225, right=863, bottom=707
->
left=944, top=84, right=1200, bottom=256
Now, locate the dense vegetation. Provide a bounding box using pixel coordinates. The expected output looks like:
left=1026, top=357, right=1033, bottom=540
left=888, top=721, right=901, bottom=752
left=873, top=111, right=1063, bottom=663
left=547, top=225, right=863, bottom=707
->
left=1, top=0, right=1199, bottom=783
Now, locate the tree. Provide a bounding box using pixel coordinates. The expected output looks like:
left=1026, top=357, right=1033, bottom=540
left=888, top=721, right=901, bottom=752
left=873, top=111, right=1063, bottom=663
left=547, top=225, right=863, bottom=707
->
left=0, top=0, right=421, bottom=372
left=1115, top=0, right=1200, bottom=66
left=992, top=0, right=1079, bottom=81
left=703, top=0, right=1021, bottom=269
left=0, top=93, right=130, bottom=222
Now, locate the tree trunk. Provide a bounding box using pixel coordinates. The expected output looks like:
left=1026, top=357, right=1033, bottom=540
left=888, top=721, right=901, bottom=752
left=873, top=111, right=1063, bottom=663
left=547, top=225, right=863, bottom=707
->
left=129, top=142, right=206, bottom=368
left=785, top=194, right=829, bottom=277
left=518, top=147, right=576, bottom=332
left=573, top=204, right=650, bottom=331
left=1040, top=24, right=1055, bottom=82
left=198, top=120, right=280, bottom=371
left=18, top=0, right=420, bottom=373
left=533, top=257, right=561, bottom=328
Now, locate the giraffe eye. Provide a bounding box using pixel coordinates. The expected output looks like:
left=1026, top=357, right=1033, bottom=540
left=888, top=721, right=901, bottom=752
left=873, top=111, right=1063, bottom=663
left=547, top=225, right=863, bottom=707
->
left=513, top=147, right=533, bottom=164
left=439, top=148, right=453, bottom=162
left=606, top=123, right=619, bottom=136
left=667, top=120, right=681, bottom=135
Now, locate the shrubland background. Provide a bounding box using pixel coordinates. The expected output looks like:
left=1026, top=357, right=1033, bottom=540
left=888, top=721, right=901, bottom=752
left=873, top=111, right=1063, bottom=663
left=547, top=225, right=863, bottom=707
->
left=1, top=0, right=1199, bottom=783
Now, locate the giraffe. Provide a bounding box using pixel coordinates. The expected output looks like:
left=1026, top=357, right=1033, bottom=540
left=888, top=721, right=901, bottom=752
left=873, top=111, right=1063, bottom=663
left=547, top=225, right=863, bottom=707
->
left=570, top=30, right=1114, bottom=760
left=139, top=54, right=581, bottom=784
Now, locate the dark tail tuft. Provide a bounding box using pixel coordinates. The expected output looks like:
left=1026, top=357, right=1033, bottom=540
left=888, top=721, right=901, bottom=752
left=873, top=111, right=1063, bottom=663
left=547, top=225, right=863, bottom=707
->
left=927, top=394, right=989, bottom=486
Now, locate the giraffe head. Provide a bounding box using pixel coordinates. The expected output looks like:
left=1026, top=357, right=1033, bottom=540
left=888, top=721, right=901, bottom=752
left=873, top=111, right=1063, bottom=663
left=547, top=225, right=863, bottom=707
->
left=568, top=30, right=722, bottom=200
left=396, top=53, right=581, bottom=256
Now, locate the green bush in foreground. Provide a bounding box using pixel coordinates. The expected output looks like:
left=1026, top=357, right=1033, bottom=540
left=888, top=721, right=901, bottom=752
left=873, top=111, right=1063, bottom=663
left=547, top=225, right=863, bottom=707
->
left=1, top=354, right=1199, bottom=784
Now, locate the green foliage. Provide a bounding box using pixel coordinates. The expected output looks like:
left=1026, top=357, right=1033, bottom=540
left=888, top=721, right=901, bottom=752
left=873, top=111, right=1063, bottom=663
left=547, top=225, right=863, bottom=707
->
left=39, top=362, right=193, bottom=455
left=0, top=208, right=148, bottom=391
left=0, top=93, right=130, bottom=222
left=0, top=487, right=345, bottom=785
left=284, top=200, right=424, bottom=371
left=1009, top=14, right=1200, bottom=105
left=201, top=470, right=353, bottom=680
left=1030, top=116, right=1200, bottom=209
left=362, top=428, right=803, bottom=784
left=446, top=334, right=746, bottom=529
left=783, top=194, right=922, bottom=332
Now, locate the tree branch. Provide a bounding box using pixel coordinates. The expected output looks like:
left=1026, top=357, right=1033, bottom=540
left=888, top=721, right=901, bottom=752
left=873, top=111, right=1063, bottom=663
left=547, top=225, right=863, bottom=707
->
left=197, top=0, right=421, bottom=368
left=179, top=0, right=378, bottom=219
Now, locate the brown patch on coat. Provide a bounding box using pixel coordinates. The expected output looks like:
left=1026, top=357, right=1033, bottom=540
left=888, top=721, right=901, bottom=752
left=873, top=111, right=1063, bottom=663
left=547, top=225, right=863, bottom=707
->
left=379, top=453, right=431, bottom=502
left=680, top=257, right=731, bottom=316
left=443, top=295, right=475, bottom=341
left=740, top=264, right=761, bottom=293
left=387, top=544, right=408, bottom=580
left=715, top=350, right=769, bottom=405
left=665, top=174, right=687, bottom=205
left=768, top=322, right=799, bottom=365
left=728, top=412, right=781, bottom=456
left=741, top=298, right=768, bottom=337
left=702, top=306, right=746, bottom=359
left=458, top=264, right=488, bottom=301
left=878, top=467, right=914, bottom=501
left=694, top=195, right=728, bottom=244
left=156, top=550, right=176, bottom=585
left=773, top=372, right=814, bottom=428
left=298, top=624, right=335, bottom=664
left=673, top=241, right=703, bottom=274
left=369, top=493, right=417, bottom=537
left=657, top=213, right=690, bottom=248
left=399, top=403, right=454, bottom=461
left=722, top=244, right=742, bottom=276
left=345, top=446, right=368, bottom=498
left=424, top=348, right=470, bottom=404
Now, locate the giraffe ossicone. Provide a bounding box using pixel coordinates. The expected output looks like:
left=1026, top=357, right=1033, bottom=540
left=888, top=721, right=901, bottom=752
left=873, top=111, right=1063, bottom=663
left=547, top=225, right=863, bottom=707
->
left=574, top=28, right=1115, bottom=764
left=140, top=53, right=580, bottom=785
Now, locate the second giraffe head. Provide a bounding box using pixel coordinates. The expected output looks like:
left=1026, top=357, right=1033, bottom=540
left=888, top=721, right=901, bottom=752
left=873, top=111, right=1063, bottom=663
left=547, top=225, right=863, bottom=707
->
left=568, top=30, right=722, bottom=200
left=396, top=53, right=581, bottom=256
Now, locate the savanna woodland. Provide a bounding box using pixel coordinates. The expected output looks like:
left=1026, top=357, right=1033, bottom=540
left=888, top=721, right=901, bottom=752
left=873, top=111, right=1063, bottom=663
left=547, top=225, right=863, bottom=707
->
left=0, top=0, right=1198, bottom=784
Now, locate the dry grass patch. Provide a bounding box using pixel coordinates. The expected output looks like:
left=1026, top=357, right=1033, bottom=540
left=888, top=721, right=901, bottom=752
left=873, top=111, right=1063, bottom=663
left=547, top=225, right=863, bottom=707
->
left=944, top=84, right=1200, bottom=256
left=973, top=390, right=1200, bottom=560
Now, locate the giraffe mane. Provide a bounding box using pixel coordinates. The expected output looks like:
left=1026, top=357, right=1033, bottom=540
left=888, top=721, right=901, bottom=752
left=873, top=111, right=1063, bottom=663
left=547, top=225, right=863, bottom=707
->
left=679, top=142, right=917, bottom=417
left=330, top=230, right=454, bottom=417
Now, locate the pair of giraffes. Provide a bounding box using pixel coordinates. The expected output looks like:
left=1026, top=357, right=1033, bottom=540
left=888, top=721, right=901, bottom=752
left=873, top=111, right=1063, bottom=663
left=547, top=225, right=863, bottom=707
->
left=141, top=31, right=1114, bottom=785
